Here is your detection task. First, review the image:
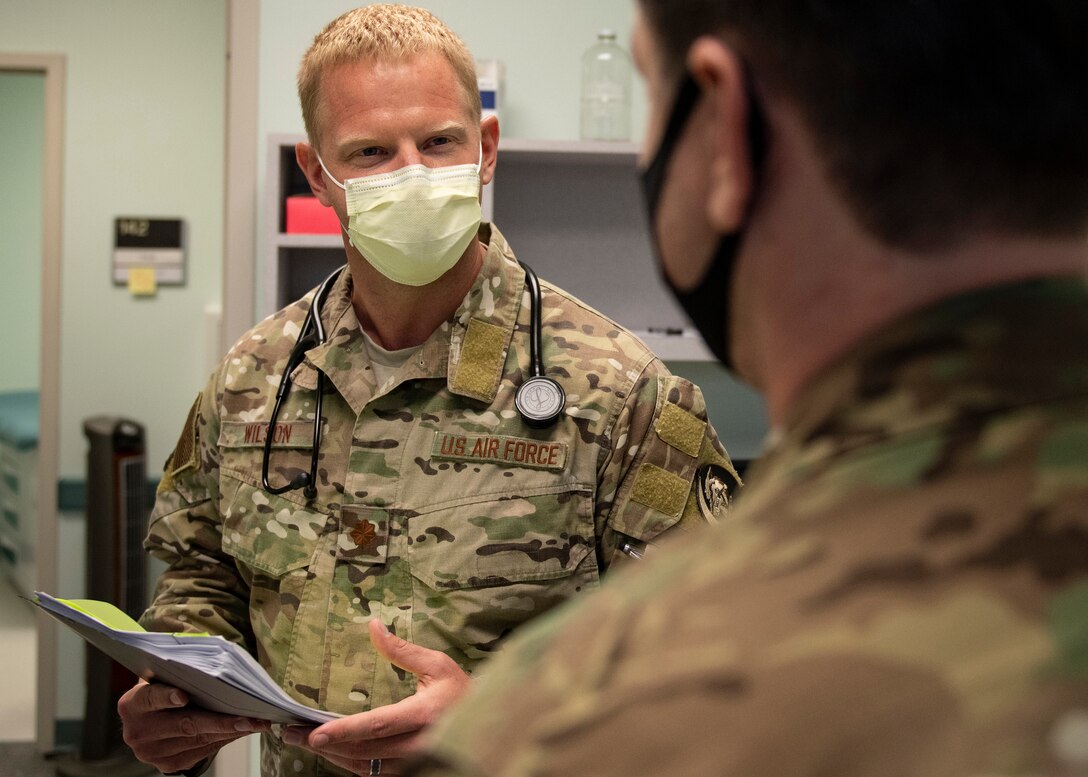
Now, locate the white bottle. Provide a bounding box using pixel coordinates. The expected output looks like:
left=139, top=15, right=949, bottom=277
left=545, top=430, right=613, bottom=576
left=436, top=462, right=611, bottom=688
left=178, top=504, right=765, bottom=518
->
left=580, top=29, right=632, bottom=141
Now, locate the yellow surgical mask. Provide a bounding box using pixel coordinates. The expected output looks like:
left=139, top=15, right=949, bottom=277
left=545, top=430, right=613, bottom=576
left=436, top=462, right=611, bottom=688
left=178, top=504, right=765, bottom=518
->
left=318, top=147, right=483, bottom=286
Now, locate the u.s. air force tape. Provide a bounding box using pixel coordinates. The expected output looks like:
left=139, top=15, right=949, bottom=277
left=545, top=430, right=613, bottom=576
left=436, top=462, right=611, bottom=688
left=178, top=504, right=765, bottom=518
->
left=431, top=431, right=567, bottom=471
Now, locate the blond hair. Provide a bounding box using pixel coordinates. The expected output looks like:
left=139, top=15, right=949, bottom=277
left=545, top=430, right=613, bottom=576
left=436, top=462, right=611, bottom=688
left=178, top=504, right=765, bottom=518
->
left=298, top=4, right=481, bottom=144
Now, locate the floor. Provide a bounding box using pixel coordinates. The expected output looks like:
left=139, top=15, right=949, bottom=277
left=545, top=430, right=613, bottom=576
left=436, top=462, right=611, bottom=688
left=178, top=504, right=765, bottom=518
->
left=0, top=576, right=36, bottom=742
left=0, top=578, right=182, bottom=776
left=0, top=743, right=59, bottom=777
left=0, top=577, right=53, bottom=776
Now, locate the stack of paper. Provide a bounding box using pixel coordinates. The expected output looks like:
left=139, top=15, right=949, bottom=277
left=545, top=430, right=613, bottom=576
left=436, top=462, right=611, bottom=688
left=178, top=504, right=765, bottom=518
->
left=33, top=592, right=339, bottom=725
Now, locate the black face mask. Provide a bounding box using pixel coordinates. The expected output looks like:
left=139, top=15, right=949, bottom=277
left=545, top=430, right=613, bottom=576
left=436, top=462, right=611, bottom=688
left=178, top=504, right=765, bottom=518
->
left=639, top=71, right=765, bottom=369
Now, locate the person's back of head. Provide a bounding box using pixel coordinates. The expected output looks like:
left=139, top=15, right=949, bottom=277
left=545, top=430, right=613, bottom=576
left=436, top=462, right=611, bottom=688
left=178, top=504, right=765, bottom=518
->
left=297, top=4, right=482, bottom=146
left=639, top=0, right=1088, bottom=249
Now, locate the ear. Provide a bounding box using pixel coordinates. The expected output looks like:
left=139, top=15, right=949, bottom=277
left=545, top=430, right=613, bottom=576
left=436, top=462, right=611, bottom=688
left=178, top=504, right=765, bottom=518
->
left=687, top=38, right=756, bottom=232
left=479, top=114, right=500, bottom=186
left=296, top=142, right=336, bottom=207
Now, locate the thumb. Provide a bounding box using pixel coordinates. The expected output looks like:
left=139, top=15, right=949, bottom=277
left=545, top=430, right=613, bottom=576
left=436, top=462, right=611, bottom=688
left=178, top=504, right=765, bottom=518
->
left=368, top=618, right=450, bottom=679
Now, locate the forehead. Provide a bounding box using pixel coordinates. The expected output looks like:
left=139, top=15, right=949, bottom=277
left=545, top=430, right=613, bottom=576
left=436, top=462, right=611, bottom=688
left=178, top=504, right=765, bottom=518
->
left=315, top=51, right=473, bottom=141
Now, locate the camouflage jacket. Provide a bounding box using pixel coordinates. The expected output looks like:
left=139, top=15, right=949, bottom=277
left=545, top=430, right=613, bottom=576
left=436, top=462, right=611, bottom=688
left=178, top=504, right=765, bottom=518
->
left=140, top=225, right=736, bottom=777
left=409, top=277, right=1088, bottom=777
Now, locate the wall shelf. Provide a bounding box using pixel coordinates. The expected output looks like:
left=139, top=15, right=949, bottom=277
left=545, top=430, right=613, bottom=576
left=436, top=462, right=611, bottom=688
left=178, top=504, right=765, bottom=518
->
left=264, top=134, right=769, bottom=461
left=265, top=134, right=698, bottom=349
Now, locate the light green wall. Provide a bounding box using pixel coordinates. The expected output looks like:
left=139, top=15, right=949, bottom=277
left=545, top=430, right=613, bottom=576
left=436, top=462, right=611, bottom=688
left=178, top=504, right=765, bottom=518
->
left=0, top=72, right=44, bottom=393
left=0, top=0, right=227, bottom=478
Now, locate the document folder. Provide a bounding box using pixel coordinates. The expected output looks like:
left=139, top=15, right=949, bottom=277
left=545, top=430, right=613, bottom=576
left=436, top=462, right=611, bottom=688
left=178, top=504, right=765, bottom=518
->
left=33, top=592, right=339, bottom=725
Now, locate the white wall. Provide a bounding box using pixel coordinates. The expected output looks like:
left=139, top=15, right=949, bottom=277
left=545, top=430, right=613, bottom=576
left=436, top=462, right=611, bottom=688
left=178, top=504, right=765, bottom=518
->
left=0, top=0, right=227, bottom=479
left=254, top=0, right=645, bottom=317
left=258, top=0, right=644, bottom=142
left=0, top=72, right=44, bottom=393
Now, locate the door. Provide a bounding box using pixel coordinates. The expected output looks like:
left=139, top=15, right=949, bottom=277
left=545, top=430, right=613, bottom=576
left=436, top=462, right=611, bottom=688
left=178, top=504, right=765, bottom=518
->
left=0, top=53, right=65, bottom=754
left=0, top=68, right=45, bottom=744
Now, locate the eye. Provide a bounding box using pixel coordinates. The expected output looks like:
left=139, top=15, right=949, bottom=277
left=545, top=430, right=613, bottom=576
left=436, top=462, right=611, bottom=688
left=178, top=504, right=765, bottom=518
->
left=358, top=146, right=382, bottom=158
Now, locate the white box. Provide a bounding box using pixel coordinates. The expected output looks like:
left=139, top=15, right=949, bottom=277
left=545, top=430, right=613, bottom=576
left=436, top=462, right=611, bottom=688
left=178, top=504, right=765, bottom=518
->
left=477, top=58, right=505, bottom=123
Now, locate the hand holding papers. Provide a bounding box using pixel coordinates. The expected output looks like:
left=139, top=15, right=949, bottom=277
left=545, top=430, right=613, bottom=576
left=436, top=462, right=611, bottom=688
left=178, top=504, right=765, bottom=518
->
left=33, top=592, right=339, bottom=725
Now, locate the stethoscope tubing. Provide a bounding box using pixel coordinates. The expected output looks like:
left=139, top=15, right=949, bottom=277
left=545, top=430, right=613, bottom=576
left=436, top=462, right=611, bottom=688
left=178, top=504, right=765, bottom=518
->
left=520, top=261, right=545, bottom=379
left=261, top=265, right=338, bottom=498
left=262, top=260, right=557, bottom=498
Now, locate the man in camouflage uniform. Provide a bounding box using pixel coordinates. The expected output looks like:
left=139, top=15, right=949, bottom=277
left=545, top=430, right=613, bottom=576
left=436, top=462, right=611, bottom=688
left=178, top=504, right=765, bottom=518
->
left=116, top=5, right=737, bottom=777
left=406, top=1, right=1088, bottom=776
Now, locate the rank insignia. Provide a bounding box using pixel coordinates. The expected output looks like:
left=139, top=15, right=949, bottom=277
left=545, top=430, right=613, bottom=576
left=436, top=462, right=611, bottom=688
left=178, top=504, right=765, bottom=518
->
left=352, top=520, right=378, bottom=549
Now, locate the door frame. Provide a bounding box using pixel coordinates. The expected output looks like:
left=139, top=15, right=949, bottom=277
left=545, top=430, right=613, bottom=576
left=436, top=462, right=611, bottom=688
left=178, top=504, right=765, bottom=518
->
left=212, top=1, right=259, bottom=773
left=0, top=52, right=65, bottom=753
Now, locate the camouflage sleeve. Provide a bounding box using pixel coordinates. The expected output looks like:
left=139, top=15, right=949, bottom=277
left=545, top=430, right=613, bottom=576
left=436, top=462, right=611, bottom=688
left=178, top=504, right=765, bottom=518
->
left=595, top=362, right=741, bottom=571
left=139, top=378, right=254, bottom=651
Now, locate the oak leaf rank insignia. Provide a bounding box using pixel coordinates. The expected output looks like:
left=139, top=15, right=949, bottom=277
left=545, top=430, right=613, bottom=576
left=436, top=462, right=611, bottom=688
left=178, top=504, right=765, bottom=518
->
left=352, top=520, right=377, bottom=549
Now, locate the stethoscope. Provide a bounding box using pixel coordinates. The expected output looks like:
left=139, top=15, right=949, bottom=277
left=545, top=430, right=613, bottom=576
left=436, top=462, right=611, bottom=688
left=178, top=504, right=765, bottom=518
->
left=261, top=261, right=565, bottom=499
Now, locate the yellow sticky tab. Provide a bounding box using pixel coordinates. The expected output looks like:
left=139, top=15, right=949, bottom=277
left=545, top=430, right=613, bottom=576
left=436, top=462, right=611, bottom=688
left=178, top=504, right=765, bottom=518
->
left=128, top=267, right=157, bottom=296
left=57, top=598, right=146, bottom=632
left=54, top=597, right=211, bottom=637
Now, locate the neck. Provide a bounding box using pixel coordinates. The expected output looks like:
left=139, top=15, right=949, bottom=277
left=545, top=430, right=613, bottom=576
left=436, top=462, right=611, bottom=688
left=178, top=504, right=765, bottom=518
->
left=347, top=236, right=485, bottom=350
left=734, top=104, right=1088, bottom=427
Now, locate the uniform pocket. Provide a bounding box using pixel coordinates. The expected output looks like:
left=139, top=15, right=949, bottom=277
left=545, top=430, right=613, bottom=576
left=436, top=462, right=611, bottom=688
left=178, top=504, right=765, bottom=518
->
left=407, top=485, right=595, bottom=591
left=219, top=475, right=329, bottom=577
left=219, top=475, right=333, bottom=659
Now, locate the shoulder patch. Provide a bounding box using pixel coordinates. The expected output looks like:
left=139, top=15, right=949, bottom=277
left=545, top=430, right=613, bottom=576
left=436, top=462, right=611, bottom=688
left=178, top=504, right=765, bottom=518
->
left=158, top=393, right=201, bottom=495
left=694, top=463, right=738, bottom=524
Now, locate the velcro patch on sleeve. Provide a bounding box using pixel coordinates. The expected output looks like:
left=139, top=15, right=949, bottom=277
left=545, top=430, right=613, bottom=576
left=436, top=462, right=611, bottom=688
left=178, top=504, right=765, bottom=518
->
left=450, top=318, right=507, bottom=401
left=158, top=394, right=202, bottom=495
left=630, top=463, right=690, bottom=518
left=655, top=402, right=706, bottom=458
left=432, top=431, right=567, bottom=471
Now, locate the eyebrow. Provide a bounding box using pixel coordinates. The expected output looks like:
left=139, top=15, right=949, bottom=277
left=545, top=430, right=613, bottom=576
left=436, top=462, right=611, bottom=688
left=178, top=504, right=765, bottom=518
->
left=333, top=122, right=471, bottom=156
left=425, top=121, right=471, bottom=138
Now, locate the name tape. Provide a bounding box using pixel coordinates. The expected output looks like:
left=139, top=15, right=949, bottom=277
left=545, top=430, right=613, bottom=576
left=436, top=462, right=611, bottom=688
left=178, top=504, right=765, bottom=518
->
left=431, top=432, right=567, bottom=471
left=220, top=421, right=316, bottom=449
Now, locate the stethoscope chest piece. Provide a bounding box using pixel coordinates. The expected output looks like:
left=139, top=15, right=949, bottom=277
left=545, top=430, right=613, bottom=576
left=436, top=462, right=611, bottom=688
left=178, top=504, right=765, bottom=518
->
left=515, top=260, right=565, bottom=429
left=515, top=375, right=565, bottom=428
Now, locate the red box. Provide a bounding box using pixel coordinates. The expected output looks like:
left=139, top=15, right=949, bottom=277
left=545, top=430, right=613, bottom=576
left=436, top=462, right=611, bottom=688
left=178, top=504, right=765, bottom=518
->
left=285, top=195, right=342, bottom=234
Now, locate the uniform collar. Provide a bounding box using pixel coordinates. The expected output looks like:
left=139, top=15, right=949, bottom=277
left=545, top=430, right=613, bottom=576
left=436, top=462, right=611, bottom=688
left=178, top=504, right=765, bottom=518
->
left=292, top=224, right=525, bottom=415
left=764, top=276, right=1088, bottom=468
